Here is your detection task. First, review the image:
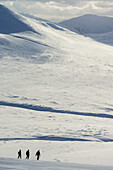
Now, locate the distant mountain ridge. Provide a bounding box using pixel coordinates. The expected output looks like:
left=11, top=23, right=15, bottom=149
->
left=59, top=14, right=113, bottom=34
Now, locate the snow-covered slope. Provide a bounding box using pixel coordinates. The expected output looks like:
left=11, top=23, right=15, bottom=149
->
left=59, top=14, right=113, bottom=46
left=0, top=5, right=34, bottom=34
left=1, top=158, right=113, bottom=170
left=59, top=14, right=113, bottom=34
left=1, top=5, right=113, bottom=168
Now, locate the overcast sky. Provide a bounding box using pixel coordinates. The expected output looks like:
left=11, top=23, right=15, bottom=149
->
left=1, top=0, right=113, bottom=22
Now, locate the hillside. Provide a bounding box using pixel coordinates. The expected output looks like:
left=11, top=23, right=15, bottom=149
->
left=0, top=6, right=113, bottom=113
left=1, top=5, right=113, bottom=168
left=59, top=14, right=113, bottom=34
left=59, top=14, right=113, bottom=45
left=0, top=4, right=34, bottom=34
left=0, top=158, right=113, bottom=170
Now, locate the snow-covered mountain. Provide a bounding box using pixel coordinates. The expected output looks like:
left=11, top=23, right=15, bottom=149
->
left=1, top=5, right=113, bottom=168
left=59, top=14, right=113, bottom=34
left=59, top=14, right=113, bottom=46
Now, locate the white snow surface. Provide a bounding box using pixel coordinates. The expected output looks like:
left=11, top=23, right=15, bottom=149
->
left=0, top=158, right=113, bottom=170
left=59, top=14, right=113, bottom=34
left=1, top=4, right=113, bottom=169
left=59, top=14, right=113, bottom=46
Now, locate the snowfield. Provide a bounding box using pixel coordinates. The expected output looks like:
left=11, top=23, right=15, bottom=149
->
left=1, top=4, right=113, bottom=169
left=1, top=158, right=113, bottom=170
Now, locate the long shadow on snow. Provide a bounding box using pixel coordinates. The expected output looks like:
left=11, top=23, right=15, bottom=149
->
left=12, top=35, right=53, bottom=48
left=102, top=107, right=113, bottom=112
left=47, top=23, right=65, bottom=31
left=0, top=101, right=113, bottom=119
left=0, top=136, right=91, bottom=142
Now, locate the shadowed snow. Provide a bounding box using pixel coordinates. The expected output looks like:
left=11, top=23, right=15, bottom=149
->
left=0, top=5, right=34, bottom=34
left=0, top=101, right=113, bottom=119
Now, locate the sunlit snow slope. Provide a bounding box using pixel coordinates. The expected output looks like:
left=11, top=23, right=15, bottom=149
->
left=1, top=5, right=113, bottom=167
left=1, top=158, right=113, bottom=170
left=0, top=5, right=113, bottom=114
left=59, top=14, right=113, bottom=34
left=59, top=14, right=113, bottom=45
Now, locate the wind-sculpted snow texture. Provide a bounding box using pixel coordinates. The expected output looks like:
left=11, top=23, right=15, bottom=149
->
left=1, top=5, right=113, bottom=168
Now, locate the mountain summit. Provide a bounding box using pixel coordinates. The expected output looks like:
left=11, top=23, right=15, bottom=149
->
left=0, top=4, right=33, bottom=34
left=59, top=14, right=113, bottom=34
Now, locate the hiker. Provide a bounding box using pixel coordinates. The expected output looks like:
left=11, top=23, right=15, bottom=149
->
left=18, top=149, right=22, bottom=159
left=35, top=150, right=41, bottom=160
left=26, top=149, right=30, bottom=159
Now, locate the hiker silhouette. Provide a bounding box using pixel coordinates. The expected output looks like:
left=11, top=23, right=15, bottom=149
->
left=35, top=150, right=41, bottom=160
left=18, top=149, right=21, bottom=159
left=26, top=149, right=30, bottom=159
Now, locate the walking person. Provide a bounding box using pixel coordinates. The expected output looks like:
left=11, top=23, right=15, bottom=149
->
left=18, top=149, right=22, bottom=159
left=26, top=149, right=30, bottom=159
left=35, top=150, right=41, bottom=160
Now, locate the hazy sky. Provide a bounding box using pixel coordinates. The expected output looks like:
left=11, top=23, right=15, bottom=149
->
left=1, top=0, right=113, bottom=22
